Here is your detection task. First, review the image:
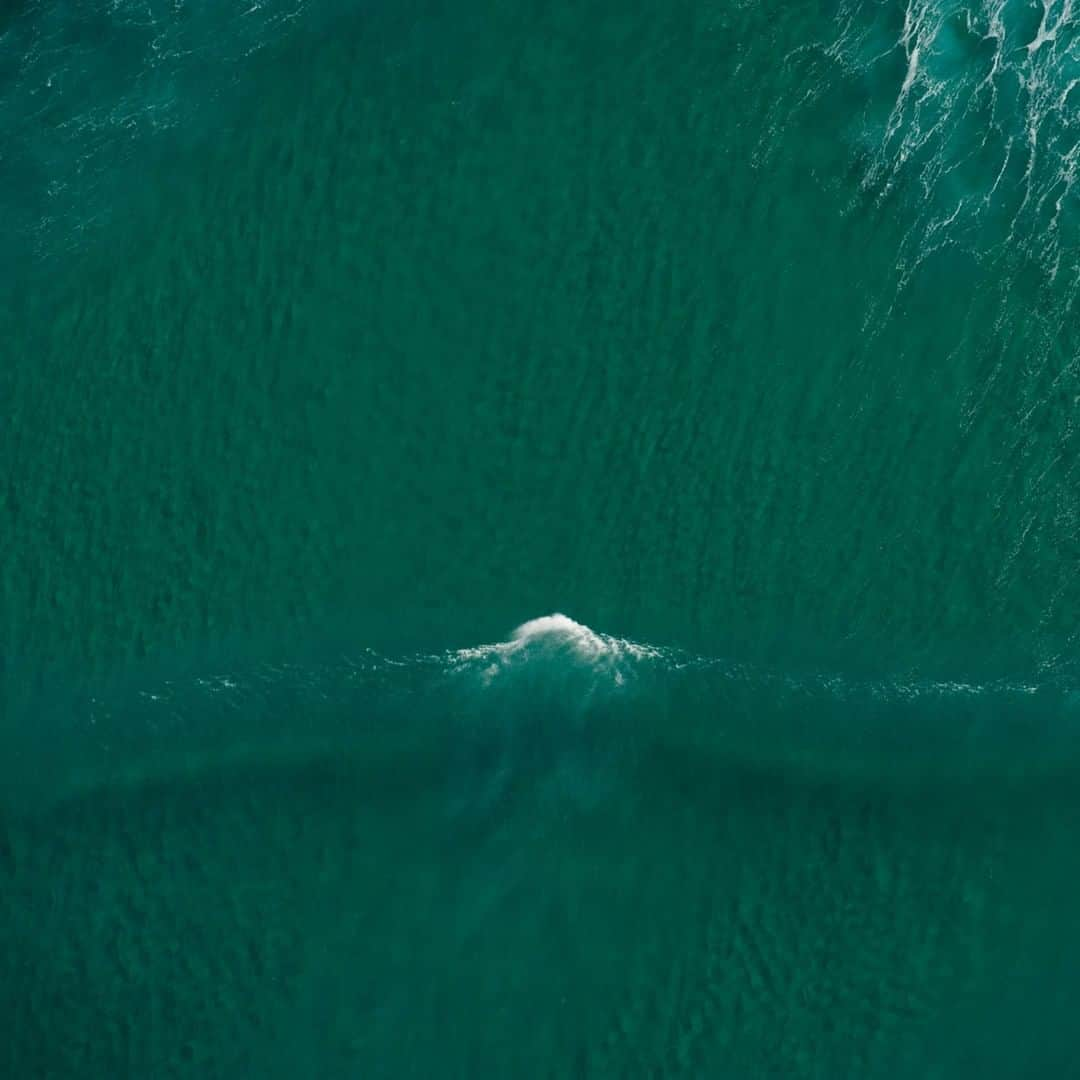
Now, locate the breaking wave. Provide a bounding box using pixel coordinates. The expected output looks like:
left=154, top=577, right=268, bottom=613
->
left=4, top=613, right=1074, bottom=813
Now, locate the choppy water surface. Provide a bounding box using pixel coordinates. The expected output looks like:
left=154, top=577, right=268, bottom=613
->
left=4, top=0, right=1080, bottom=1075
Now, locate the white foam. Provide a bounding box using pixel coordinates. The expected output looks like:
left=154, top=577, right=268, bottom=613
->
left=830, top=0, right=1080, bottom=290
left=444, top=614, right=667, bottom=692
left=509, top=614, right=610, bottom=656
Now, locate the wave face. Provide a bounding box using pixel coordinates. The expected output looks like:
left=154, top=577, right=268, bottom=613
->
left=7, top=0, right=1080, bottom=684
left=5, top=616, right=1080, bottom=1075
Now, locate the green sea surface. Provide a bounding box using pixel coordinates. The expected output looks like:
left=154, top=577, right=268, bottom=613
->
left=4, top=0, right=1080, bottom=1074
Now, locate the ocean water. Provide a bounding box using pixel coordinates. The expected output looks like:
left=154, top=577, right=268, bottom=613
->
left=4, top=0, right=1080, bottom=1075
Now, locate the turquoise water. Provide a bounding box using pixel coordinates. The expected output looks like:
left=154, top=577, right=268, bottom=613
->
left=4, top=0, right=1080, bottom=1074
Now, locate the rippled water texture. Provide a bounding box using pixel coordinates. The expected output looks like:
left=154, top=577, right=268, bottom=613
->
left=4, top=0, right=1080, bottom=1075
left=0, top=0, right=313, bottom=271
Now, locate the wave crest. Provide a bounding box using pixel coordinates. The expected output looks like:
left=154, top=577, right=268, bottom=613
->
left=9, top=613, right=1080, bottom=813
left=451, top=614, right=663, bottom=691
